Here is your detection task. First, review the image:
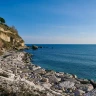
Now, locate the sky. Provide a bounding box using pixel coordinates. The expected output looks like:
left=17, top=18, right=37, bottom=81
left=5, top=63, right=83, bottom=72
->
left=0, top=0, right=96, bottom=44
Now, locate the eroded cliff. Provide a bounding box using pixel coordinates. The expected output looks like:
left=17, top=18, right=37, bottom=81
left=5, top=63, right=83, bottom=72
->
left=0, top=23, right=25, bottom=52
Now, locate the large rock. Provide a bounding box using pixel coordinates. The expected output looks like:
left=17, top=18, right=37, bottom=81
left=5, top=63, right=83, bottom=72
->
left=74, top=89, right=85, bottom=96
left=84, top=89, right=96, bottom=96
left=33, top=68, right=46, bottom=75
left=41, top=78, right=49, bottom=83
left=48, top=75, right=61, bottom=84
left=32, top=45, right=38, bottom=50
left=59, top=81, right=75, bottom=89
left=61, top=78, right=80, bottom=84
left=77, top=79, right=90, bottom=84
left=76, top=84, right=93, bottom=92
left=90, top=79, right=96, bottom=88
left=42, top=83, right=52, bottom=89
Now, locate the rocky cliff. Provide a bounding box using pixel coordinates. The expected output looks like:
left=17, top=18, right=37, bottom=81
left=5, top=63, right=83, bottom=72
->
left=0, top=23, right=25, bottom=53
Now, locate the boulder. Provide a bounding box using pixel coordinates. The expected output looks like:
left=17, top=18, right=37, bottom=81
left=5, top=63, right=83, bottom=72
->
left=72, top=74, right=77, bottom=79
left=32, top=45, right=38, bottom=50
left=42, top=83, right=52, bottom=89
left=33, top=68, right=46, bottom=75
left=78, top=79, right=90, bottom=84
left=84, top=89, right=96, bottom=96
left=48, top=75, right=61, bottom=84
left=76, top=84, right=93, bottom=92
left=61, top=78, right=80, bottom=84
left=89, top=79, right=96, bottom=88
left=74, top=89, right=85, bottom=96
left=59, top=81, right=75, bottom=89
left=41, top=78, right=49, bottom=83
left=32, top=65, right=41, bottom=71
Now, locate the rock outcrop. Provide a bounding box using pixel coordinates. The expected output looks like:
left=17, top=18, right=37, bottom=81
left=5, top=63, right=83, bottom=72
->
left=0, top=23, right=25, bottom=52
left=32, top=45, right=38, bottom=50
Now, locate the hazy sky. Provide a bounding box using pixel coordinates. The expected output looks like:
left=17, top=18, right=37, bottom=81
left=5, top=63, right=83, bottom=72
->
left=1, top=0, right=96, bottom=44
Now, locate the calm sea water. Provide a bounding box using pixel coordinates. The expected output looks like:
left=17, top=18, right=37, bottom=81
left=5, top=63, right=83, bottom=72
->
left=24, top=44, right=96, bottom=80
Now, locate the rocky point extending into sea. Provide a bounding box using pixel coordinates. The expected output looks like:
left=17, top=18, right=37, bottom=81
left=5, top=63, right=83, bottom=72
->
left=0, top=50, right=96, bottom=96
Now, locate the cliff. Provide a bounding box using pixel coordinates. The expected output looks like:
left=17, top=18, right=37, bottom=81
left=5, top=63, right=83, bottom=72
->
left=0, top=23, right=25, bottom=53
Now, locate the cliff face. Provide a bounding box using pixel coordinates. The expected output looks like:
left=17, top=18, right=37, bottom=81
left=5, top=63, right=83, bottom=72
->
left=0, top=32, right=10, bottom=42
left=0, top=24, right=25, bottom=51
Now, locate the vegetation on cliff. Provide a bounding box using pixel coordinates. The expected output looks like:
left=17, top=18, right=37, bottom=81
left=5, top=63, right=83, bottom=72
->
left=0, top=17, right=25, bottom=53
left=0, top=17, right=5, bottom=24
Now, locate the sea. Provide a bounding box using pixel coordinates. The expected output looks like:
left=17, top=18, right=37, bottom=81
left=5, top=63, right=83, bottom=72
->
left=24, top=44, right=96, bottom=80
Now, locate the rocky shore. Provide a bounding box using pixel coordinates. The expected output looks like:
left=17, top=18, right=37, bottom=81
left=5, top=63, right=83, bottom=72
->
left=0, top=51, right=96, bottom=96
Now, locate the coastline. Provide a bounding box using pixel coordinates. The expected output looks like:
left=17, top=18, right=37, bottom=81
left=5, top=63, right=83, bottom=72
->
left=0, top=50, right=96, bottom=96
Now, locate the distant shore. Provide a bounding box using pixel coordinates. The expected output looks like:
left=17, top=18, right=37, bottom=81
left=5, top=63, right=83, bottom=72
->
left=0, top=50, right=96, bottom=96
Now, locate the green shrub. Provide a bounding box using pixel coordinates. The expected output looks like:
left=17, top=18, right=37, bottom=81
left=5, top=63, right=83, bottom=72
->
left=0, top=17, right=5, bottom=24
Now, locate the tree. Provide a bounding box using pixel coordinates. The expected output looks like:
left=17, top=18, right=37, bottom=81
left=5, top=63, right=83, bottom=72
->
left=0, top=17, right=5, bottom=24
